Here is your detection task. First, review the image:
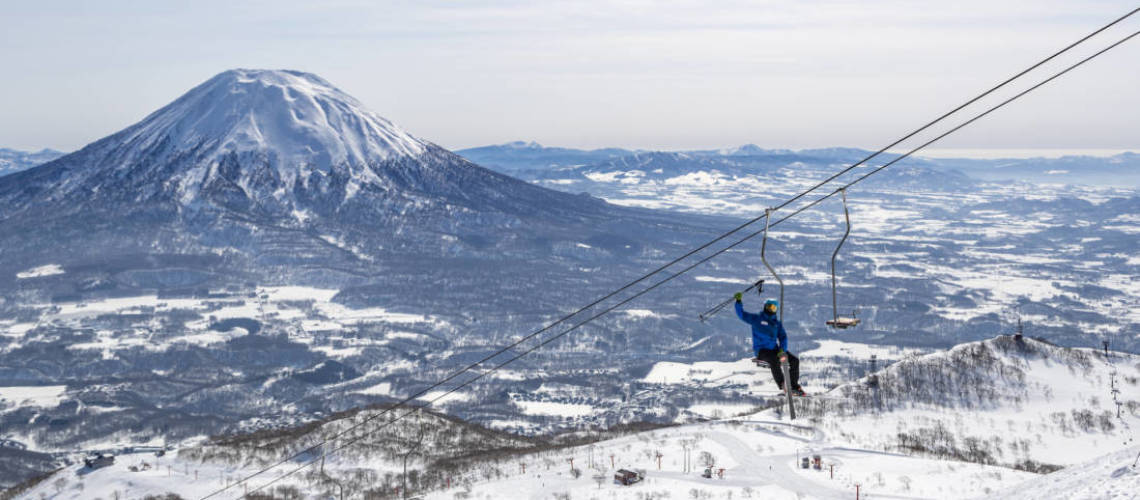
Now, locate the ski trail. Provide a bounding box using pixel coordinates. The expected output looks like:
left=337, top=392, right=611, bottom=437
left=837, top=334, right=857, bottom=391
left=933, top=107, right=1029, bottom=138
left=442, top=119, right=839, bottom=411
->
left=731, top=418, right=828, bottom=443
left=708, top=431, right=851, bottom=500
left=706, top=430, right=928, bottom=500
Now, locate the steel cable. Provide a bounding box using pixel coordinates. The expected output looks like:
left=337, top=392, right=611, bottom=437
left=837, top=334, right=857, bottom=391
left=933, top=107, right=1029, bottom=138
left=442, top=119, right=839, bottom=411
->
left=203, top=10, right=1140, bottom=499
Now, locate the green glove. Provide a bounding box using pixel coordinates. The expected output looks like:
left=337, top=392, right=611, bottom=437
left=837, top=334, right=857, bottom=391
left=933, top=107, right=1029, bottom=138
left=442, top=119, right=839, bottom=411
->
left=734, top=292, right=742, bottom=302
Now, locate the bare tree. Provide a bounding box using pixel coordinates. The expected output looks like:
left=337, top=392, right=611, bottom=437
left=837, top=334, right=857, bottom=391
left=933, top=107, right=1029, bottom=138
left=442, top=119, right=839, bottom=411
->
left=699, top=451, right=716, bottom=468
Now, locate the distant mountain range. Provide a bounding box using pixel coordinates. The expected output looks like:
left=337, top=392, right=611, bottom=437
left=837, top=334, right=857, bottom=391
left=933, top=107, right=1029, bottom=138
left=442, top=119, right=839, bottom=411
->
left=0, top=148, right=65, bottom=176
left=457, top=142, right=1140, bottom=187
left=9, top=141, right=1135, bottom=187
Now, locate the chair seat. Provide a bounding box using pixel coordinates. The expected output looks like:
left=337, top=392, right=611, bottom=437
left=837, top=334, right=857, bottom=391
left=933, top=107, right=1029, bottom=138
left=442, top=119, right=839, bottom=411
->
left=826, top=317, right=860, bottom=329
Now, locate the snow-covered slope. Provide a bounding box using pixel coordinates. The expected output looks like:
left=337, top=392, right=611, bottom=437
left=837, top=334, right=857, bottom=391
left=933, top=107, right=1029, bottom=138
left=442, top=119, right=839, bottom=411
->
left=786, top=336, right=1140, bottom=470
left=136, top=69, right=425, bottom=165
left=83, top=69, right=430, bottom=206
left=994, top=445, right=1140, bottom=500
left=9, top=404, right=538, bottom=499
left=20, top=336, right=1137, bottom=499
left=16, top=407, right=1040, bottom=499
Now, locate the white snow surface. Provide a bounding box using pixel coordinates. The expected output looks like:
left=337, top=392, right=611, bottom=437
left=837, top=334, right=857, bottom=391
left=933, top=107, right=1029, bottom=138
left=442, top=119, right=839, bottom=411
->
left=149, top=69, right=424, bottom=163
left=5, top=286, right=450, bottom=357
left=15, top=264, right=64, bottom=279
left=512, top=400, right=596, bottom=417
left=994, top=445, right=1140, bottom=500
left=29, top=417, right=1035, bottom=500
left=0, top=385, right=67, bottom=407
left=107, top=69, right=429, bottom=202
left=800, top=339, right=926, bottom=359
left=770, top=338, right=1140, bottom=469
left=24, top=337, right=1139, bottom=500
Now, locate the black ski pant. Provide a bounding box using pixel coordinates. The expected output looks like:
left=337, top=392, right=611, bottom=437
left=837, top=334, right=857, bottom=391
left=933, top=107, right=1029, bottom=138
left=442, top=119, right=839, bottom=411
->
left=755, top=348, right=800, bottom=389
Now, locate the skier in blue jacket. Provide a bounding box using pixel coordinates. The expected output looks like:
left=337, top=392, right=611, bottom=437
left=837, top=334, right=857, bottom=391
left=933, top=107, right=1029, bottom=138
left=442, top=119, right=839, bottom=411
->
left=735, top=293, right=804, bottom=396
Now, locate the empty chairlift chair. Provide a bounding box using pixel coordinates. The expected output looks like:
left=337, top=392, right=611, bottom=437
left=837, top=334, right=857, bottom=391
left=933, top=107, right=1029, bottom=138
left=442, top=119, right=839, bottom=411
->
left=826, top=189, right=860, bottom=329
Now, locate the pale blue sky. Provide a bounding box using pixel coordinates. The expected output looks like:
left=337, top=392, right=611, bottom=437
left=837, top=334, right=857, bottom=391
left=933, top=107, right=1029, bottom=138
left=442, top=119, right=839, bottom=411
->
left=1, top=0, right=1138, bottom=153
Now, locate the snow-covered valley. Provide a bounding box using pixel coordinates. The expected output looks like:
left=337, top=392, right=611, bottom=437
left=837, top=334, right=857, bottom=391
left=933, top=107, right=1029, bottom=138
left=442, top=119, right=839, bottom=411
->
left=12, top=337, right=1139, bottom=499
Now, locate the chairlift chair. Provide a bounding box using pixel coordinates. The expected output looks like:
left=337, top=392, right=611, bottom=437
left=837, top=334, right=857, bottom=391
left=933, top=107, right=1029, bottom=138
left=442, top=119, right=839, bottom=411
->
left=826, top=312, right=860, bottom=329
left=826, top=189, right=860, bottom=330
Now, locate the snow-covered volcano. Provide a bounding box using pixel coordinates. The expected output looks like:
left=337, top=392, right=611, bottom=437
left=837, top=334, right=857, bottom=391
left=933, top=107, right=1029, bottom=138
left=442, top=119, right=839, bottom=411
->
left=111, top=69, right=428, bottom=203
left=0, top=69, right=610, bottom=221
left=0, top=69, right=647, bottom=278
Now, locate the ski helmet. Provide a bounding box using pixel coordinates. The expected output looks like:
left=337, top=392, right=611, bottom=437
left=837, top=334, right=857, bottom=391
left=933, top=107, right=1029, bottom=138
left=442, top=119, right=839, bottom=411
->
left=763, top=299, right=779, bottom=312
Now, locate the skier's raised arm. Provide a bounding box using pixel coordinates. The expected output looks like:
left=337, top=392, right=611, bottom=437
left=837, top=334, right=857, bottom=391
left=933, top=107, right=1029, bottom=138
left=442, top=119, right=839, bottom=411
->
left=734, top=292, right=760, bottom=323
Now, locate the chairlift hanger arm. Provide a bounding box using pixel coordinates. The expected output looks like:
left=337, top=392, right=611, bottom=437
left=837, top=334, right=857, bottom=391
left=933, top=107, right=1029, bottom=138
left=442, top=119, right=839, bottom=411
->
left=761, top=208, right=784, bottom=323
left=698, top=279, right=764, bottom=322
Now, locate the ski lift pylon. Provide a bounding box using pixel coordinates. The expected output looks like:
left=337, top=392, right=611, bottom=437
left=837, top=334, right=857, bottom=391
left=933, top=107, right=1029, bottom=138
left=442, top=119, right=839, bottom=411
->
left=826, top=189, right=860, bottom=329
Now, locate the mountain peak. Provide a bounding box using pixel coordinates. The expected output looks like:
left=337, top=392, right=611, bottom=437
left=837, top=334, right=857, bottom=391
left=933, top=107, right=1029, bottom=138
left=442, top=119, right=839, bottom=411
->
left=118, top=68, right=426, bottom=174
left=504, top=140, right=543, bottom=149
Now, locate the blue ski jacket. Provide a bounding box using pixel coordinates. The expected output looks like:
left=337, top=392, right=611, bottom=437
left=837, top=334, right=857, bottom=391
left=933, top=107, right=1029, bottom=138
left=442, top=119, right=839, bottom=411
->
left=735, top=301, right=788, bottom=352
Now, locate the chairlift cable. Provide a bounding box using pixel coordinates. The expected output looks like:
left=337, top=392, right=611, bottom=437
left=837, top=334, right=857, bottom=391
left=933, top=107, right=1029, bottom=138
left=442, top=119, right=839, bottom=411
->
left=242, top=23, right=1139, bottom=483
left=202, top=12, right=1140, bottom=500
left=773, top=27, right=1140, bottom=231
left=719, top=27, right=1140, bottom=322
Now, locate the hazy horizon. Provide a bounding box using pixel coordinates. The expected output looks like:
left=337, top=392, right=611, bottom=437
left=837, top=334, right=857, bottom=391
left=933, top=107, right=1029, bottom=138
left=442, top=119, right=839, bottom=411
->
left=5, top=139, right=1138, bottom=162
left=2, top=1, right=1138, bottom=154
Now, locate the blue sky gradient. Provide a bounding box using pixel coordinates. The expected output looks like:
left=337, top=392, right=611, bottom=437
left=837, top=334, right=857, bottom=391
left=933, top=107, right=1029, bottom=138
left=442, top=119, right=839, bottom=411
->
left=1, top=0, right=1138, bottom=152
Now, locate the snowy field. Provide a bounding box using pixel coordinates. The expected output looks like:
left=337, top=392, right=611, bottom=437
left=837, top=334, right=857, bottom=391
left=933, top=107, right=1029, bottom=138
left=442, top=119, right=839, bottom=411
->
left=417, top=421, right=1038, bottom=500
left=639, top=340, right=932, bottom=420
left=19, top=414, right=1057, bottom=499
left=780, top=340, right=1140, bottom=470
left=13, top=337, right=1140, bottom=499
left=993, top=445, right=1140, bottom=500
left=18, top=417, right=1039, bottom=499
left=0, top=285, right=451, bottom=357
left=531, top=162, right=1140, bottom=335
left=19, top=336, right=1135, bottom=499
left=0, top=385, right=67, bottom=408
left=14, top=264, right=65, bottom=279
